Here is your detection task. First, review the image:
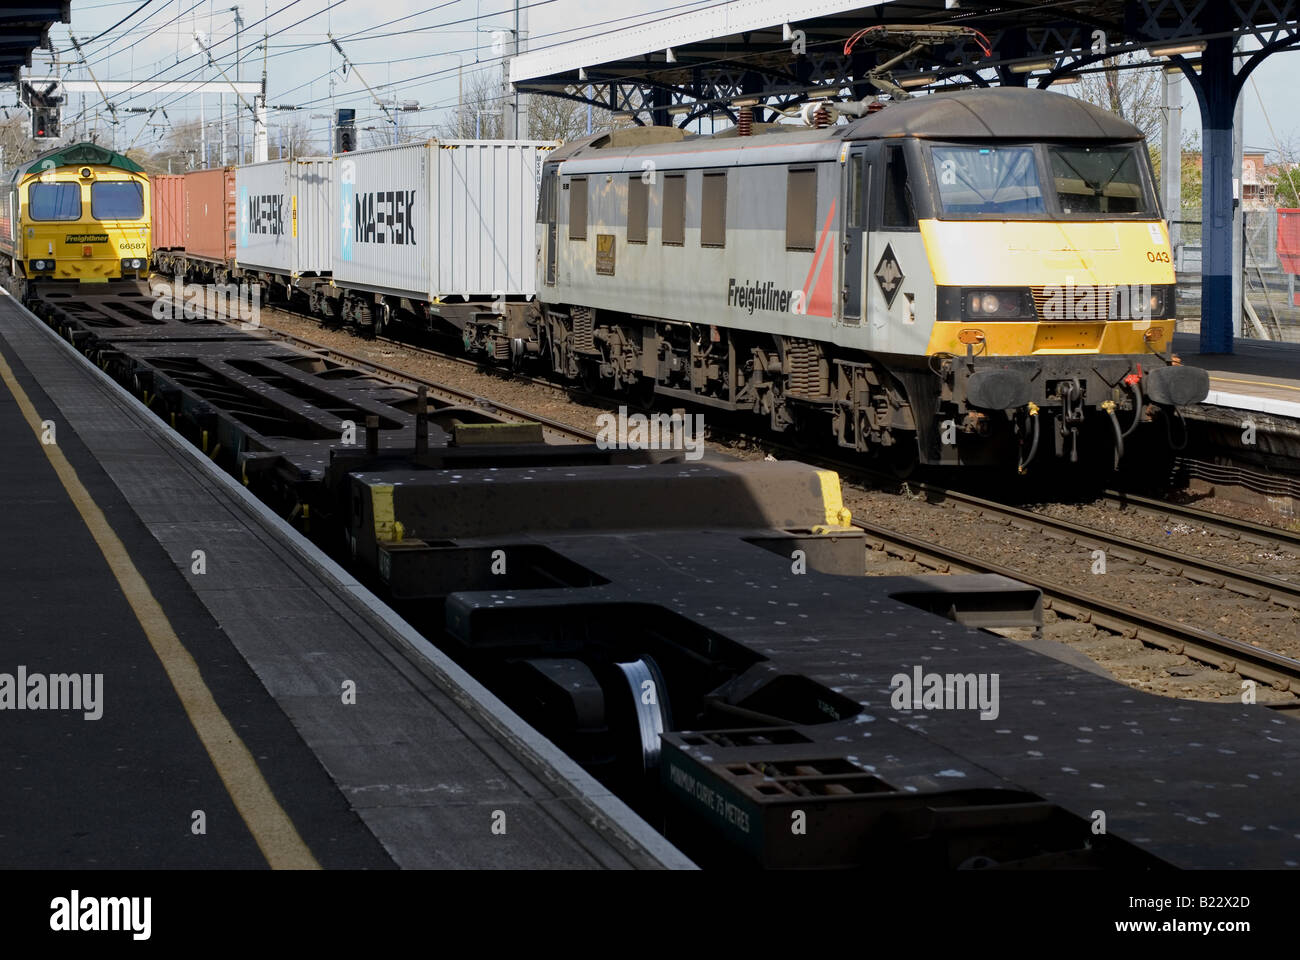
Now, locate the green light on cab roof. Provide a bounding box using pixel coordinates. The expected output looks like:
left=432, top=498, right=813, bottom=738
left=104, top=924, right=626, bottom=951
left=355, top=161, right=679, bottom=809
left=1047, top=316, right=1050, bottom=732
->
left=979, top=148, right=991, bottom=154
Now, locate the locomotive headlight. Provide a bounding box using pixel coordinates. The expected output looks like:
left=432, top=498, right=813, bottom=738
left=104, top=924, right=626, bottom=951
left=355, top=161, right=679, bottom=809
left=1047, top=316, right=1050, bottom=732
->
left=962, top=289, right=1031, bottom=319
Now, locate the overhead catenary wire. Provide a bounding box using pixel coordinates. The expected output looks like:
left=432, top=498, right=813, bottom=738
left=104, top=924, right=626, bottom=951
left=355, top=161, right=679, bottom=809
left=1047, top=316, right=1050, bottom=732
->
left=56, top=0, right=321, bottom=130
left=82, top=0, right=695, bottom=145
left=55, top=0, right=157, bottom=53
left=58, top=0, right=841, bottom=149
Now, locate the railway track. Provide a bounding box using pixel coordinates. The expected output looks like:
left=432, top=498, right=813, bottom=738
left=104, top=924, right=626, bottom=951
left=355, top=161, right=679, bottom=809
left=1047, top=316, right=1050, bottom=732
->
left=908, top=486, right=1300, bottom=609
left=853, top=512, right=1300, bottom=696
left=688, top=429, right=1300, bottom=694
left=220, top=307, right=1300, bottom=696
left=1102, top=487, right=1300, bottom=549
left=303, top=310, right=1300, bottom=515
left=224, top=318, right=596, bottom=446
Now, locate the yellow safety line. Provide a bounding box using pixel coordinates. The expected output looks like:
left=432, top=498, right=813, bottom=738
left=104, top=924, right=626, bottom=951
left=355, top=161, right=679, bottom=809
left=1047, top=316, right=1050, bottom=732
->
left=1208, top=375, right=1300, bottom=394
left=0, top=346, right=319, bottom=871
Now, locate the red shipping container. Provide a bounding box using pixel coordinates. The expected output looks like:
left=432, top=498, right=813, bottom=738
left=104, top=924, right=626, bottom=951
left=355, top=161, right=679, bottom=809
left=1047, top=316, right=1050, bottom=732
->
left=183, top=167, right=236, bottom=264
left=150, top=175, right=186, bottom=251
left=1277, top=208, right=1300, bottom=275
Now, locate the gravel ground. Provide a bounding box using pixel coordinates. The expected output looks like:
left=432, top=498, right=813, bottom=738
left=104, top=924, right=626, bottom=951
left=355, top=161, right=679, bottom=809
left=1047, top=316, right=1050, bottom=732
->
left=1029, top=500, right=1300, bottom=581
left=1165, top=485, right=1300, bottom=532
left=849, top=486, right=1298, bottom=706
left=248, top=306, right=1300, bottom=707
left=254, top=308, right=612, bottom=435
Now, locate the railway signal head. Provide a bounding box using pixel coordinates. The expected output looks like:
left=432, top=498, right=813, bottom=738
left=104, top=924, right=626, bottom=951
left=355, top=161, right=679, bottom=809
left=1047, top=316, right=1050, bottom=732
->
left=336, top=108, right=356, bottom=153
left=32, top=106, right=58, bottom=140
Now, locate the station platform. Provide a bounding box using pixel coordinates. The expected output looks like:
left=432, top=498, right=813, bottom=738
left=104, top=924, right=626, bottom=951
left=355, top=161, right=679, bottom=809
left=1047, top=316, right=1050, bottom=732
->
left=1174, top=332, right=1300, bottom=421
left=0, top=289, right=686, bottom=870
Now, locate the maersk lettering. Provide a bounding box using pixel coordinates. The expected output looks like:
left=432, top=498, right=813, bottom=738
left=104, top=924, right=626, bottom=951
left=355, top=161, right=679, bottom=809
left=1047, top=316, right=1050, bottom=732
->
left=354, top=190, right=416, bottom=246
left=727, top=278, right=797, bottom=315
left=246, top=194, right=285, bottom=236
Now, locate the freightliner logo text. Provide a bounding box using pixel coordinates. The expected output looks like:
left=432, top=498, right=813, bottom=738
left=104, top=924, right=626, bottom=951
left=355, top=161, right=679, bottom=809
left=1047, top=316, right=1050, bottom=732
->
left=727, top=278, right=804, bottom=315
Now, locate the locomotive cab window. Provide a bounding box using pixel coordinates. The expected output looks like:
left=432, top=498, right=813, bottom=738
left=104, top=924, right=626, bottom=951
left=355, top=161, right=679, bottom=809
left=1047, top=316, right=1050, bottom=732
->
left=785, top=167, right=817, bottom=250
left=701, top=171, right=726, bottom=247
left=627, top=175, right=648, bottom=243
left=662, top=173, right=686, bottom=246
left=1049, top=145, right=1152, bottom=215
left=929, top=142, right=1156, bottom=218
left=931, top=145, right=1045, bottom=216
left=882, top=145, right=918, bottom=228
left=568, top=176, right=588, bottom=241
left=28, top=182, right=81, bottom=221
left=91, top=181, right=144, bottom=220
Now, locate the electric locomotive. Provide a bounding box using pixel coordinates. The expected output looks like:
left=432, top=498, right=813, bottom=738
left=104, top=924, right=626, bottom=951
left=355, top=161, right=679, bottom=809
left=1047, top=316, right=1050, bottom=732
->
left=0, top=142, right=151, bottom=288
left=474, top=87, right=1208, bottom=470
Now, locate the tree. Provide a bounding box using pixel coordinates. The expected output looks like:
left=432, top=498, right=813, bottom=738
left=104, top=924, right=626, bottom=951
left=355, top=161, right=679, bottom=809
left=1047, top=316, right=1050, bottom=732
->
left=271, top=118, right=322, bottom=160
left=1264, top=134, right=1300, bottom=207
left=144, top=119, right=203, bottom=172
left=527, top=88, right=618, bottom=142
left=1070, top=55, right=1163, bottom=144
left=1179, top=150, right=1203, bottom=216
left=434, top=68, right=622, bottom=142
left=0, top=109, right=44, bottom=172
left=435, top=69, right=505, bottom=140
left=1271, top=165, right=1300, bottom=207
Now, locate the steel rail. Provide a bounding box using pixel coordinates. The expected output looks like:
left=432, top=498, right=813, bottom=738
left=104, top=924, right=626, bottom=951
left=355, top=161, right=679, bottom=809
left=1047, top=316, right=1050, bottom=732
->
left=853, top=516, right=1300, bottom=693
left=1102, top=487, right=1300, bottom=550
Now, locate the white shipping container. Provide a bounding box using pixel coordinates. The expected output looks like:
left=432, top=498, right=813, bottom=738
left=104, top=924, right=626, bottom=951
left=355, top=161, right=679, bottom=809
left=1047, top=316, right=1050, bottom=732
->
left=293, top=157, right=332, bottom=275
left=331, top=139, right=555, bottom=300
left=236, top=157, right=333, bottom=275
left=236, top=159, right=292, bottom=273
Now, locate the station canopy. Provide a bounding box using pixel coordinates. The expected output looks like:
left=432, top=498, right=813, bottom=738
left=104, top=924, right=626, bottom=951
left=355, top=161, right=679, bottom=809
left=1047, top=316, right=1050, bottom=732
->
left=0, top=4, right=66, bottom=83
left=511, top=0, right=1300, bottom=127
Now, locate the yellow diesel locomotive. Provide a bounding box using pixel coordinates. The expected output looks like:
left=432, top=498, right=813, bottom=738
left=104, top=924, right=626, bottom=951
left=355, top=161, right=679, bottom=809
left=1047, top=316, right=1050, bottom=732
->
left=0, top=142, right=151, bottom=287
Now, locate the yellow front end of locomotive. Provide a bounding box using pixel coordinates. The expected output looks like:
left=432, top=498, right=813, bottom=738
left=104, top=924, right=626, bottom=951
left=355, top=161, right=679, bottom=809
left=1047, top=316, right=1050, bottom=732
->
left=921, top=219, right=1176, bottom=357
left=17, top=162, right=150, bottom=282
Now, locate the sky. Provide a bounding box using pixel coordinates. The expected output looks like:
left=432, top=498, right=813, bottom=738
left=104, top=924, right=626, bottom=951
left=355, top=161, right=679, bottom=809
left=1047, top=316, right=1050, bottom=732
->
left=26, top=0, right=1300, bottom=160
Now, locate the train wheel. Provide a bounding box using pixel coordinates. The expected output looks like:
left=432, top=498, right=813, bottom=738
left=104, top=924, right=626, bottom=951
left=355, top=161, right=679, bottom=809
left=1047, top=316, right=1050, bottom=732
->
left=614, top=656, right=671, bottom=775
left=883, top=435, right=920, bottom=480
left=627, top=374, right=656, bottom=412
